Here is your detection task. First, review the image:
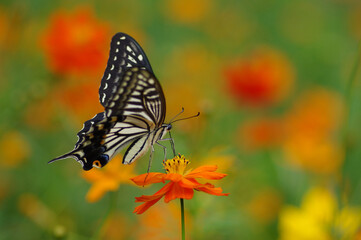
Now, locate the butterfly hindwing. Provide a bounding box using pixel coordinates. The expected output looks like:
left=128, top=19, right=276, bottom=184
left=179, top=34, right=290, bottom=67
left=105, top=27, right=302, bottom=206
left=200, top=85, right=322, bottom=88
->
left=99, top=33, right=154, bottom=107
left=75, top=112, right=105, bottom=148
left=49, top=112, right=116, bottom=170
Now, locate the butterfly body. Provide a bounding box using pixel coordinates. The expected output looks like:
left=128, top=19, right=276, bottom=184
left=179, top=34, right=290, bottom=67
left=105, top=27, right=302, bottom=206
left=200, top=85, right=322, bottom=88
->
left=50, top=33, right=172, bottom=171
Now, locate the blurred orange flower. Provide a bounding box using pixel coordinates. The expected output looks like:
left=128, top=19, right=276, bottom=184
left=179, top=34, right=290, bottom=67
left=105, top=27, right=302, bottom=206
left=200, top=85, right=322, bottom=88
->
left=164, top=84, right=207, bottom=134
left=82, top=156, right=137, bottom=203
left=24, top=98, right=56, bottom=130
left=41, top=7, right=110, bottom=75
left=162, top=0, right=212, bottom=24
left=239, top=117, right=285, bottom=151
left=100, top=212, right=129, bottom=240
left=135, top=202, right=187, bottom=239
left=131, top=155, right=229, bottom=214
left=224, top=48, right=295, bottom=107
left=0, top=131, right=30, bottom=167
left=25, top=76, right=102, bottom=128
left=282, top=88, right=345, bottom=174
left=247, top=188, right=283, bottom=223
left=196, top=146, right=235, bottom=173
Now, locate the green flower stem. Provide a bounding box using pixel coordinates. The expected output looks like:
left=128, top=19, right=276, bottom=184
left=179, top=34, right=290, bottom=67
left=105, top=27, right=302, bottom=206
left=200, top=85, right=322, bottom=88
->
left=343, top=41, right=361, bottom=140
left=341, top=41, right=361, bottom=201
left=180, top=198, right=185, bottom=240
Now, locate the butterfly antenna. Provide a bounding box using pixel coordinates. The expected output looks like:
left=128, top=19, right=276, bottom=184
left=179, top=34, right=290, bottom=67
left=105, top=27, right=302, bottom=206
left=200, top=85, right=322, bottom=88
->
left=170, top=112, right=200, bottom=124
left=168, top=107, right=185, bottom=123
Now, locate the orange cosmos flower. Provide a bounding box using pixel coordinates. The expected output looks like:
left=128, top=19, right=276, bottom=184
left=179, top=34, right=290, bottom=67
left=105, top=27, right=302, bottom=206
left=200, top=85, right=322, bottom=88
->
left=131, top=155, right=229, bottom=214
left=41, top=7, right=110, bottom=75
left=224, top=48, right=295, bottom=107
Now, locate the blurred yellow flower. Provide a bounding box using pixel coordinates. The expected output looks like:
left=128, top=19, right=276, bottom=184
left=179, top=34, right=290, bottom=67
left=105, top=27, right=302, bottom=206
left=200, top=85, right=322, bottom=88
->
left=81, top=156, right=136, bottom=203
left=282, top=88, right=345, bottom=174
left=224, top=48, right=295, bottom=107
left=162, top=0, right=212, bottom=24
left=279, top=187, right=361, bottom=240
left=0, top=131, right=30, bottom=167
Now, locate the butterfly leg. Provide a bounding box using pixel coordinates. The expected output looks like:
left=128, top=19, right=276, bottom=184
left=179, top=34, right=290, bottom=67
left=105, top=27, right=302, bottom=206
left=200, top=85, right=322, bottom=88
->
left=156, top=141, right=167, bottom=161
left=143, top=146, right=155, bottom=186
left=147, top=145, right=155, bottom=174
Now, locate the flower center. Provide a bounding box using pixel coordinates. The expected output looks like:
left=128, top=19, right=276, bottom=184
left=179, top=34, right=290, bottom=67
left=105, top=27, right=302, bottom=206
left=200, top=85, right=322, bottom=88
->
left=163, top=155, right=190, bottom=175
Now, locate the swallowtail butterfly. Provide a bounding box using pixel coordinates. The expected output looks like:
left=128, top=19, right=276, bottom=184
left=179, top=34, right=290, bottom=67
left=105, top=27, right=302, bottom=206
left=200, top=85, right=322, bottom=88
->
left=49, top=33, right=174, bottom=171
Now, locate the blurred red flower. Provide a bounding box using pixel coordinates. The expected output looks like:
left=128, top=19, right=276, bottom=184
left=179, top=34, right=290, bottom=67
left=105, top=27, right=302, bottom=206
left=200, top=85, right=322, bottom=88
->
left=41, top=7, right=110, bottom=75
left=53, top=78, right=103, bottom=122
left=224, top=48, right=294, bottom=107
left=131, top=155, right=229, bottom=214
left=239, top=117, right=285, bottom=151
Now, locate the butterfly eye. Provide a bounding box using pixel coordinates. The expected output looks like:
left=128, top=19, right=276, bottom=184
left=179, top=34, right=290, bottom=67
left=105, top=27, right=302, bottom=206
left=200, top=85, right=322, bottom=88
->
left=93, top=160, right=101, bottom=168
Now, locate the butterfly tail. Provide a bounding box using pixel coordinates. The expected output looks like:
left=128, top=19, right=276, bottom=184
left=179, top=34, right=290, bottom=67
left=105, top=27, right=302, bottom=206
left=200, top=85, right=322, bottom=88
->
left=48, top=150, right=80, bottom=164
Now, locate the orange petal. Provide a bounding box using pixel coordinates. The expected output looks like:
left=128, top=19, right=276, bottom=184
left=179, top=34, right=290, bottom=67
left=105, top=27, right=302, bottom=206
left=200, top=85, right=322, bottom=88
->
left=189, top=165, right=218, bottom=173
left=178, top=177, right=200, bottom=189
left=131, top=172, right=165, bottom=186
left=133, top=196, right=163, bottom=214
left=186, top=171, right=227, bottom=180
left=186, top=165, right=227, bottom=179
left=163, top=173, right=183, bottom=182
left=135, top=183, right=173, bottom=202
left=85, top=185, right=107, bottom=203
left=196, top=184, right=229, bottom=196
left=164, top=183, right=194, bottom=202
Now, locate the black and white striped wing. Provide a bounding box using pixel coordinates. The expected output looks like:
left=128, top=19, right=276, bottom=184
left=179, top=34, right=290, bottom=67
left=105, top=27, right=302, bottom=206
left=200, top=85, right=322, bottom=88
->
left=105, top=67, right=166, bottom=128
left=99, top=32, right=154, bottom=107
left=49, top=114, right=150, bottom=170
left=50, top=68, right=166, bottom=170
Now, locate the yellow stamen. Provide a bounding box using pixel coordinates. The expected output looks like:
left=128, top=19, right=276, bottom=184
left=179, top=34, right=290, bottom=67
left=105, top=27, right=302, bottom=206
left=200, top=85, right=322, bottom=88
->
left=163, top=155, right=190, bottom=175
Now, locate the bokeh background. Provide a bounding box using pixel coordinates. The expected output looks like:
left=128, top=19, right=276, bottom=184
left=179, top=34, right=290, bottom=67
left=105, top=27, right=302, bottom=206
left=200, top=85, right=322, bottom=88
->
left=2, top=0, right=361, bottom=239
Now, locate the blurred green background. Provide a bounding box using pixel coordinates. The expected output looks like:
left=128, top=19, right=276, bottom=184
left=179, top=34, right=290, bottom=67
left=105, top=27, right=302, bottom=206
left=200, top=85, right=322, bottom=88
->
left=2, top=0, right=361, bottom=239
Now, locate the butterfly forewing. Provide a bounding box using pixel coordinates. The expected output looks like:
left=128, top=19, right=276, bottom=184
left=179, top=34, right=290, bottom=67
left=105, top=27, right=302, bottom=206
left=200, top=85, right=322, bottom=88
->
left=105, top=67, right=166, bottom=127
left=99, top=33, right=154, bottom=107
